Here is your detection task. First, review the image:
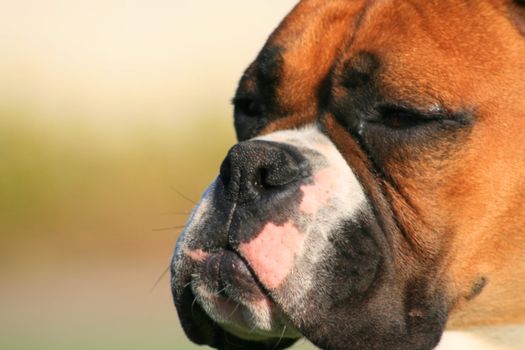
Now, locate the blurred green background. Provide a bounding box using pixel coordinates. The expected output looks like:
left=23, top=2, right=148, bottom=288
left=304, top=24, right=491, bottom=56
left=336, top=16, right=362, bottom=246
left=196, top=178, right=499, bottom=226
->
left=0, top=1, right=317, bottom=349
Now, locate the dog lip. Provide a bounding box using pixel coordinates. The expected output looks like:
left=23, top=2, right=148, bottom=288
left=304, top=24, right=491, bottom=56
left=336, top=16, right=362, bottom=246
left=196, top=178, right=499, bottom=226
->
left=219, top=249, right=272, bottom=302
left=183, top=249, right=302, bottom=341
left=195, top=249, right=271, bottom=304
left=172, top=280, right=299, bottom=350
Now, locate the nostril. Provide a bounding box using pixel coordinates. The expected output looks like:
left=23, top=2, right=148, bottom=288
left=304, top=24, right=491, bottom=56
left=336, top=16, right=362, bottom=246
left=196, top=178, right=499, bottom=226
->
left=253, top=168, right=265, bottom=190
left=252, top=167, right=274, bottom=190
left=260, top=161, right=301, bottom=188
left=219, top=141, right=310, bottom=203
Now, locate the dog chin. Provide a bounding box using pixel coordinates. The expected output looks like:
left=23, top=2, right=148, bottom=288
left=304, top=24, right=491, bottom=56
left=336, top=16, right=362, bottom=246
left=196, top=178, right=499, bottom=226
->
left=188, top=249, right=302, bottom=342
left=204, top=299, right=302, bottom=343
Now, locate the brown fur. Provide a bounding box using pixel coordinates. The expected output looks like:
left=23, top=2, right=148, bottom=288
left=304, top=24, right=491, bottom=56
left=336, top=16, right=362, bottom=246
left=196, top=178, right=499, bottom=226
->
left=258, top=0, right=525, bottom=329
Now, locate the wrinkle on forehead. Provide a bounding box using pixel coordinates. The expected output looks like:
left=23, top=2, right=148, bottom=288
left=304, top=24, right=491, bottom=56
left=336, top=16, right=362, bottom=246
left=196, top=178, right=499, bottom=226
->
left=261, top=0, right=368, bottom=119
left=346, top=0, right=522, bottom=108
left=259, top=0, right=523, bottom=138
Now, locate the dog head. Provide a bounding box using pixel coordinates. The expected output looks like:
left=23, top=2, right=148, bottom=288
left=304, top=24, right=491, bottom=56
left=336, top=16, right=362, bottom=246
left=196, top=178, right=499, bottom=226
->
left=172, top=1, right=525, bottom=349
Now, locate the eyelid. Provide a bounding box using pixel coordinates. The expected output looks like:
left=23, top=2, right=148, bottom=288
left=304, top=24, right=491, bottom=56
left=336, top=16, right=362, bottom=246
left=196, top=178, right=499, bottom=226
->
left=374, top=103, right=471, bottom=123
left=356, top=103, right=474, bottom=132
left=379, top=104, right=443, bottom=119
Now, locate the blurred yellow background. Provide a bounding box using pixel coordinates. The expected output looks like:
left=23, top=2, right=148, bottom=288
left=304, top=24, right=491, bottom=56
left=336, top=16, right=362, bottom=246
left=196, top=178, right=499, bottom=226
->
left=0, top=1, right=317, bottom=349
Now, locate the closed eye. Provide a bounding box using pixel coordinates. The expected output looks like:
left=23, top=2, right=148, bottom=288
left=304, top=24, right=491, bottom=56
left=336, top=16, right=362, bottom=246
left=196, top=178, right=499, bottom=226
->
left=364, top=105, right=471, bottom=130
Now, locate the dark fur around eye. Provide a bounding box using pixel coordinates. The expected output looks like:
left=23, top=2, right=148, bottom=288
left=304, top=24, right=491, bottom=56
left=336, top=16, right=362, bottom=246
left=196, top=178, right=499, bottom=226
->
left=233, top=96, right=268, bottom=141
left=233, top=97, right=261, bottom=118
left=363, top=105, right=473, bottom=131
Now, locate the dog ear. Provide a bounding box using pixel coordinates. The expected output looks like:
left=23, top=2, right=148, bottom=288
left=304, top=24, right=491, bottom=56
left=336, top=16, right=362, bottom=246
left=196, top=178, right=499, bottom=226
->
left=508, top=0, right=525, bottom=35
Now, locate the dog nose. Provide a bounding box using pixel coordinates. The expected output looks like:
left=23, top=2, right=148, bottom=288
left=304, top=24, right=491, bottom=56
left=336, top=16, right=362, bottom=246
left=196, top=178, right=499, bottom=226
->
left=219, top=141, right=308, bottom=203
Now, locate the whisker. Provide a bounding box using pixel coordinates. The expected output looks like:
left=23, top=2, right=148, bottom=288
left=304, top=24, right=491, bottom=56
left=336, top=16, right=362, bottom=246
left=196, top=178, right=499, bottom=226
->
left=150, top=265, right=171, bottom=293
left=152, top=225, right=186, bottom=232
left=170, top=186, right=198, bottom=205
left=160, top=211, right=190, bottom=216
left=228, top=303, right=240, bottom=319
left=214, top=287, right=226, bottom=296
left=274, top=325, right=287, bottom=349
left=191, top=297, right=198, bottom=316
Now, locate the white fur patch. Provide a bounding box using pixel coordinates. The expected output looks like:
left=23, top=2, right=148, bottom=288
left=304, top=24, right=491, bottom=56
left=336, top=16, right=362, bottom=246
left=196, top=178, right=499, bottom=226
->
left=256, top=125, right=367, bottom=226
left=255, top=125, right=368, bottom=296
left=174, top=125, right=369, bottom=339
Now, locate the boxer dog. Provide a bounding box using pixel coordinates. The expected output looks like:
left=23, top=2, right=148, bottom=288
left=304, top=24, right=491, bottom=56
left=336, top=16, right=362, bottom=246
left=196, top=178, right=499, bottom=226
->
left=171, top=1, right=525, bottom=349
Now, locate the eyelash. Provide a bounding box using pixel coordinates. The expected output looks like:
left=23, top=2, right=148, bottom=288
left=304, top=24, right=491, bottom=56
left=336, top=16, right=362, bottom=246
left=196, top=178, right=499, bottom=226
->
left=360, top=105, right=471, bottom=132
left=365, top=108, right=443, bottom=130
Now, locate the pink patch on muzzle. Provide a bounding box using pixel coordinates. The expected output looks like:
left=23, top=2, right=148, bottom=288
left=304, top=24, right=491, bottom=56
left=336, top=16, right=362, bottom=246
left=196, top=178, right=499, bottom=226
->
left=299, top=167, right=337, bottom=215
left=186, top=248, right=210, bottom=262
left=239, top=221, right=304, bottom=290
